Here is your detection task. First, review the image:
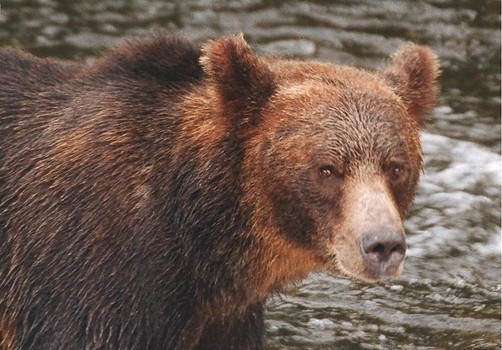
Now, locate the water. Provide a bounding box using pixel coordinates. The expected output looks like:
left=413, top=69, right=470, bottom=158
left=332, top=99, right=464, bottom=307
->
left=0, top=0, right=500, bottom=349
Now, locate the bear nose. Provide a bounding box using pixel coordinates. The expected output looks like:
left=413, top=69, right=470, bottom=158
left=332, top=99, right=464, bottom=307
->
left=360, top=229, right=406, bottom=278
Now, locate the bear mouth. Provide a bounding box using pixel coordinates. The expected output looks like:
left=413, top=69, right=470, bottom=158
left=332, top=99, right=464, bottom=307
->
left=327, top=250, right=405, bottom=283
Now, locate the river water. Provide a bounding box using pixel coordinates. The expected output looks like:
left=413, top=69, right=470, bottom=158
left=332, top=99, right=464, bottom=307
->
left=0, top=1, right=500, bottom=349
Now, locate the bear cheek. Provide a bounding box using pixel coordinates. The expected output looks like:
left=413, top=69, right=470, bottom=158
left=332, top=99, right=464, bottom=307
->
left=270, top=189, right=318, bottom=248
left=330, top=179, right=406, bottom=281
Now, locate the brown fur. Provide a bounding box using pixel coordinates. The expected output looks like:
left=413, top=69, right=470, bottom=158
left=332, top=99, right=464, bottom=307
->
left=0, top=319, right=13, bottom=350
left=0, top=34, right=439, bottom=349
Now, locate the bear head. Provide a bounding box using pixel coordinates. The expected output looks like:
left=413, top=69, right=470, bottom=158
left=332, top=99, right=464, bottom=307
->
left=200, top=35, right=439, bottom=283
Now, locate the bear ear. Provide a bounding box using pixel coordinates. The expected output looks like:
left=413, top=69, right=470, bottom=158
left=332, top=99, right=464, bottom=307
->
left=379, top=44, right=440, bottom=125
left=200, top=34, right=276, bottom=132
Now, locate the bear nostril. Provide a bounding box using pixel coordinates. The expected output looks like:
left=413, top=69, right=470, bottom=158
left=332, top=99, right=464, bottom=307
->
left=390, top=243, right=405, bottom=256
left=372, top=243, right=386, bottom=256
left=360, top=229, right=406, bottom=275
left=365, top=240, right=405, bottom=262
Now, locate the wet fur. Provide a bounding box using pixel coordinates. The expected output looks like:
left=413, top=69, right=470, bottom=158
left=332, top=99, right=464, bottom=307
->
left=0, top=35, right=438, bottom=349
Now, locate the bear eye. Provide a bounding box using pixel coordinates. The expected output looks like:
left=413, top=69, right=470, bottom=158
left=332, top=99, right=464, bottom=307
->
left=318, top=165, right=343, bottom=178
left=320, top=167, right=333, bottom=178
left=387, top=163, right=405, bottom=182
left=392, top=165, right=402, bottom=177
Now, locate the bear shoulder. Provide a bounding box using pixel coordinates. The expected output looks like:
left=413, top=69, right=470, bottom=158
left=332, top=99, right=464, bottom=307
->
left=0, top=47, right=80, bottom=87
left=0, top=35, right=203, bottom=92
left=86, top=35, right=203, bottom=85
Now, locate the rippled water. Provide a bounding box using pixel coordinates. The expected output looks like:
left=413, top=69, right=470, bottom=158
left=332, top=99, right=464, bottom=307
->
left=0, top=1, right=500, bottom=349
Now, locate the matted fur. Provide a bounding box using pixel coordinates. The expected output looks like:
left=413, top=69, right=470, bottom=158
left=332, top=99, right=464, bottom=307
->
left=0, top=34, right=439, bottom=349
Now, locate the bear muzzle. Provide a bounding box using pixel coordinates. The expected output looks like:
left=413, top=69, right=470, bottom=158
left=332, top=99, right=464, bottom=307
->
left=332, top=179, right=407, bottom=282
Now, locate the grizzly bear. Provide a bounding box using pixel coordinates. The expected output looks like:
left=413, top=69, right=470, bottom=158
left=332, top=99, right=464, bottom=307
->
left=0, top=34, right=439, bottom=349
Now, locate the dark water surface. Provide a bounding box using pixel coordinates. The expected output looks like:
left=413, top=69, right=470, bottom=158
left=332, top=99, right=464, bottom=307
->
left=0, top=1, right=500, bottom=349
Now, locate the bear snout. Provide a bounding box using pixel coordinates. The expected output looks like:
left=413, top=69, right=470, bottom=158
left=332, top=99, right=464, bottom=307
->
left=359, top=228, right=406, bottom=279
left=332, top=179, right=408, bottom=282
